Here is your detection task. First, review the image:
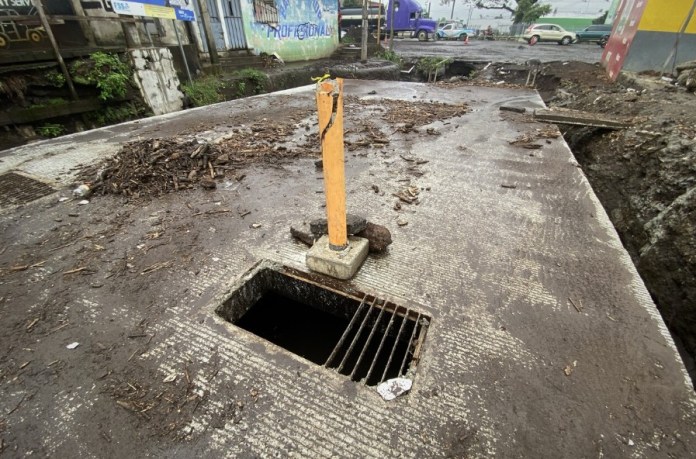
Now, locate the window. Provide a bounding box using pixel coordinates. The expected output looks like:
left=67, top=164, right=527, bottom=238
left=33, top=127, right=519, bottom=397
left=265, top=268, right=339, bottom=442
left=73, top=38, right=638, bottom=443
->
left=254, top=0, right=278, bottom=26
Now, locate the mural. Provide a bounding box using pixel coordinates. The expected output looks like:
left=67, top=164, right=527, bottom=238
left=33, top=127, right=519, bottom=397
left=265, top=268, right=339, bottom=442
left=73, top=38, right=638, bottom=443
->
left=0, top=0, right=84, bottom=49
left=241, top=0, right=339, bottom=61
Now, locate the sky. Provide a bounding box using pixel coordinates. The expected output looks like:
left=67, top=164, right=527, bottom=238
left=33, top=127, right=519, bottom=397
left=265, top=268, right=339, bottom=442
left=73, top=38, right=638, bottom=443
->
left=418, top=0, right=613, bottom=28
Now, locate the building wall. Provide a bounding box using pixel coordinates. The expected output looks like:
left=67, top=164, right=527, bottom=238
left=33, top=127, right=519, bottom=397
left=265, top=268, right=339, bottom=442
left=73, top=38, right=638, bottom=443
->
left=130, top=47, right=184, bottom=115
left=604, top=0, right=696, bottom=76
left=239, top=0, right=339, bottom=62
left=537, top=17, right=594, bottom=31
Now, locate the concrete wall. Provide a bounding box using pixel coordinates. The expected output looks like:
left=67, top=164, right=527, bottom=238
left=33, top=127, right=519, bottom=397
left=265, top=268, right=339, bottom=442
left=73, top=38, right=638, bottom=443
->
left=130, top=47, right=184, bottom=115
left=622, top=31, right=696, bottom=72
left=239, top=0, right=339, bottom=62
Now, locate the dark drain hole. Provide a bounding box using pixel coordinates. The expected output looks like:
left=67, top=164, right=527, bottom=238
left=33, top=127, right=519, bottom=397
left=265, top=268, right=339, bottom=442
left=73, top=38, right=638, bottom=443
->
left=235, top=291, right=348, bottom=366
left=216, top=266, right=429, bottom=387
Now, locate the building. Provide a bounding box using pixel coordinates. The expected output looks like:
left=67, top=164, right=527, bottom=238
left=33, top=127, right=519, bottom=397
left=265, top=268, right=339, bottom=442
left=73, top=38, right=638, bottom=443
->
left=195, top=0, right=340, bottom=62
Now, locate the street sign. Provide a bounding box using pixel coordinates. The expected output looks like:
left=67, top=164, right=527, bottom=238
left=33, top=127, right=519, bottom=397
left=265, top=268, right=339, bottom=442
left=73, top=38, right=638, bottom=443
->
left=112, top=0, right=195, bottom=21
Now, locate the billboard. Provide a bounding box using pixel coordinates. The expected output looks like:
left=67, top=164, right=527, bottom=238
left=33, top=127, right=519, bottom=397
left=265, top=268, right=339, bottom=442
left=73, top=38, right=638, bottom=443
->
left=112, top=0, right=195, bottom=21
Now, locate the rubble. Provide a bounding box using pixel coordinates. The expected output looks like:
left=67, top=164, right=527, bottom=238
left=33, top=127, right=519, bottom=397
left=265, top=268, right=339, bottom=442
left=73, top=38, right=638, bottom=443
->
left=309, top=214, right=367, bottom=237
left=675, top=60, right=696, bottom=92
left=356, top=222, right=392, bottom=253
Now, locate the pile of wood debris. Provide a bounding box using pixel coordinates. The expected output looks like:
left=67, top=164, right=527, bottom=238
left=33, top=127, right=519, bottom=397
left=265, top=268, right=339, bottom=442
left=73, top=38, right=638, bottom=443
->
left=84, top=123, right=318, bottom=198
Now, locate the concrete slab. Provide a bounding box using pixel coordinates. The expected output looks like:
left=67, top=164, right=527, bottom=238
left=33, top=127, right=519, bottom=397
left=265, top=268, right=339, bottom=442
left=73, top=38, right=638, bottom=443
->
left=306, top=235, right=369, bottom=279
left=0, top=80, right=694, bottom=458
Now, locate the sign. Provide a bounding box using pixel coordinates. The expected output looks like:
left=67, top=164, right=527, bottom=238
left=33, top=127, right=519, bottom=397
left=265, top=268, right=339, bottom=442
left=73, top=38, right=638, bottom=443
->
left=602, top=0, right=647, bottom=81
left=112, top=0, right=195, bottom=21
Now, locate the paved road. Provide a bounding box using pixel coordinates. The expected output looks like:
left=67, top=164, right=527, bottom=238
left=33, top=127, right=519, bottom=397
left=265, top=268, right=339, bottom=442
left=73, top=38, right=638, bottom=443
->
left=391, top=38, right=605, bottom=64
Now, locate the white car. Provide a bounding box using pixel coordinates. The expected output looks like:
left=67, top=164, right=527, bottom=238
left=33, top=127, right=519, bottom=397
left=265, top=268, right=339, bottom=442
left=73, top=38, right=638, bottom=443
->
left=523, top=23, right=577, bottom=45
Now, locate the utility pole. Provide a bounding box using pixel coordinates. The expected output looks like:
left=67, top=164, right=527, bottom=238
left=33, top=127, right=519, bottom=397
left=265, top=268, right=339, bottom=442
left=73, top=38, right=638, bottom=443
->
left=450, top=0, right=456, bottom=19
left=360, top=0, right=369, bottom=62
left=197, top=0, right=220, bottom=69
left=388, top=0, right=396, bottom=50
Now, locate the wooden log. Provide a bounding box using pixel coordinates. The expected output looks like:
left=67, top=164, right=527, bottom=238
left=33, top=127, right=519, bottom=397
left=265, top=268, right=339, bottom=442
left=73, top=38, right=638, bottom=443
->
left=533, top=108, right=630, bottom=129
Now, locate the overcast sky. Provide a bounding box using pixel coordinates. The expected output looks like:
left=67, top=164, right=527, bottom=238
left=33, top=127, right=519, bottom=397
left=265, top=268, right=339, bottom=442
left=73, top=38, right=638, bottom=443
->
left=420, top=0, right=613, bottom=26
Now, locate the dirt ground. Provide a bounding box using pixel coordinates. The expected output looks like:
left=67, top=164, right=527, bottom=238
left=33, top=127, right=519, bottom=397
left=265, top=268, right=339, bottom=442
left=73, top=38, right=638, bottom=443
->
left=1, top=62, right=694, bottom=456
left=461, top=60, right=696, bottom=377
left=0, top=89, right=473, bottom=456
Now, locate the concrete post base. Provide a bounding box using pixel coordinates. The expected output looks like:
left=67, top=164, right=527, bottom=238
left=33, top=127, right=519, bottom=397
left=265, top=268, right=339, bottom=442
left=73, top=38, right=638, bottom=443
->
left=306, top=235, right=369, bottom=280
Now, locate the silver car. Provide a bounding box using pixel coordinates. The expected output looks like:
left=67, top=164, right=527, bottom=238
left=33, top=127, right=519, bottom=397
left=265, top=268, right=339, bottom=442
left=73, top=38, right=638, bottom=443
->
left=523, top=23, right=577, bottom=45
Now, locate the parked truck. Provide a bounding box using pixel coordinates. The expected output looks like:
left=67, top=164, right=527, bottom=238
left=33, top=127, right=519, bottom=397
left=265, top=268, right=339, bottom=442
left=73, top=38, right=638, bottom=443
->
left=384, top=0, right=437, bottom=41
left=339, top=0, right=438, bottom=42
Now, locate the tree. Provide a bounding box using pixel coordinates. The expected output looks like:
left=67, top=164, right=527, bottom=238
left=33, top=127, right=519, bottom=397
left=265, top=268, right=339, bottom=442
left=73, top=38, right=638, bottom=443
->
left=592, top=11, right=608, bottom=25
left=439, top=0, right=552, bottom=24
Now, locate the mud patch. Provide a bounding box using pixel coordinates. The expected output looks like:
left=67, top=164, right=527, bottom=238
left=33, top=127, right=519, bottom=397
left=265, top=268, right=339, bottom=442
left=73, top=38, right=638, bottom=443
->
left=345, top=96, right=469, bottom=127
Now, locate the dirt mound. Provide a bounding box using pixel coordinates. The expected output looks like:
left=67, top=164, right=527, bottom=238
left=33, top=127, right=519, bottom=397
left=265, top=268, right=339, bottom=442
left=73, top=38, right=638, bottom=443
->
left=85, top=123, right=319, bottom=198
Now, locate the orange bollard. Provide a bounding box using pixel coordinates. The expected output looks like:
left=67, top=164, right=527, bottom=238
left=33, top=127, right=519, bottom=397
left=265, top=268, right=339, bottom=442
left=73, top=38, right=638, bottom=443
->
left=307, top=77, right=369, bottom=279
left=316, top=78, right=348, bottom=251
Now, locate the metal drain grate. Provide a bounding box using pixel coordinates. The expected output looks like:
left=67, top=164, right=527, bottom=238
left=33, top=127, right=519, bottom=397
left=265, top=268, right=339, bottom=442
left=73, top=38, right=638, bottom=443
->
left=214, top=263, right=430, bottom=388
left=324, top=295, right=428, bottom=386
left=0, top=172, right=55, bottom=208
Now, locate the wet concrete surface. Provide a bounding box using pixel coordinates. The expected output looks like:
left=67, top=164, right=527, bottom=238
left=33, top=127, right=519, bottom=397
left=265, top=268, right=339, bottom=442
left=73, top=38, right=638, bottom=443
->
left=0, top=81, right=695, bottom=457
left=392, top=38, right=604, bottom=64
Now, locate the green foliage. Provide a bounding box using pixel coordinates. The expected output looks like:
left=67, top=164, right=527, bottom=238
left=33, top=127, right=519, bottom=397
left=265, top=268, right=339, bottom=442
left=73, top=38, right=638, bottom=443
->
left=341, top=35, right=356, bottom=44
left=440, top=1, right=552, bottom=25
left=231, top=68, right=268, bottom=97
left=512, top=0, right=552, bottom=24
left=43, top=70, right=66, bottom=88
left=70, top=52, right=131, bottom=101
left=29, top=98, right=68, bottom=109
left=37, top=123, right=64, bottom=137
left=416, top=56, right=452, bottom=73
left=593, top=11, right=609, bottom=25
left=181, top=75, right=225, bottom=106
left=85, top=102, right=149, bottom=126
left=376, top=49, right=402, bottom=67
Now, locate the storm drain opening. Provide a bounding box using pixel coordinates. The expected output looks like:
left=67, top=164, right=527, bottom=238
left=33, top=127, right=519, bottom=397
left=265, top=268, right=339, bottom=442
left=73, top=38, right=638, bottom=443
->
left=0, top=172, right=55, bottom=209
left=215, top=264, right=430, bottom=387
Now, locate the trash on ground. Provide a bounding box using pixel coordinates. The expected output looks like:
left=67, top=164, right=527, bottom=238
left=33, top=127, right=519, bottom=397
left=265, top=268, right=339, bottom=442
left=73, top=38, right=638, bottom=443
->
left=377, top=378, right=413, bottom=401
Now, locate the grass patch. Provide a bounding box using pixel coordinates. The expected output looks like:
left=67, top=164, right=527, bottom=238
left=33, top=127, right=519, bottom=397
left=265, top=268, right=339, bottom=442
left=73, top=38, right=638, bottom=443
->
left=182, top=75, right=225, bottom=106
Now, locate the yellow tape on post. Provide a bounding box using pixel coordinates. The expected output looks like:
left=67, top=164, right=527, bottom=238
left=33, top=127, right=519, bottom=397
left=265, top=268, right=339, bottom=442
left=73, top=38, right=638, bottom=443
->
left=316, top=78, right=348, bottom=251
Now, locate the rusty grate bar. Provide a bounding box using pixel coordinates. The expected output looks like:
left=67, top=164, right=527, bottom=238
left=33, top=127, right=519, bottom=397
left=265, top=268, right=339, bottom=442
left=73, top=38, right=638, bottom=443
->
left=380, top=307, right=411, bottom=384
left=399, top=313, right=422, bottom=376
left=336, top=297, right=378, bottom=373
left=350, top=299, right=387, bottom=380
left=324, top=294, right=369, bottom=368
left=365, top=302, right=399, bottom=384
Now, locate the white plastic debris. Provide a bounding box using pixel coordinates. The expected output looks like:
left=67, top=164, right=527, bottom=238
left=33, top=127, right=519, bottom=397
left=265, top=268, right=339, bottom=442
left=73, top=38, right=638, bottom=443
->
left=58, top=197, right=69, bottom=202
left=78, top=200, right=89, bottom=205
left=66, top=342, right=79, bottom=349
left=72, top=184, right=92, bottom=198
left=377, top=377, right=412, bottom=401
left=163, top=373, right=177, bottom=383
left=628, top=439, right=635, bottom=446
